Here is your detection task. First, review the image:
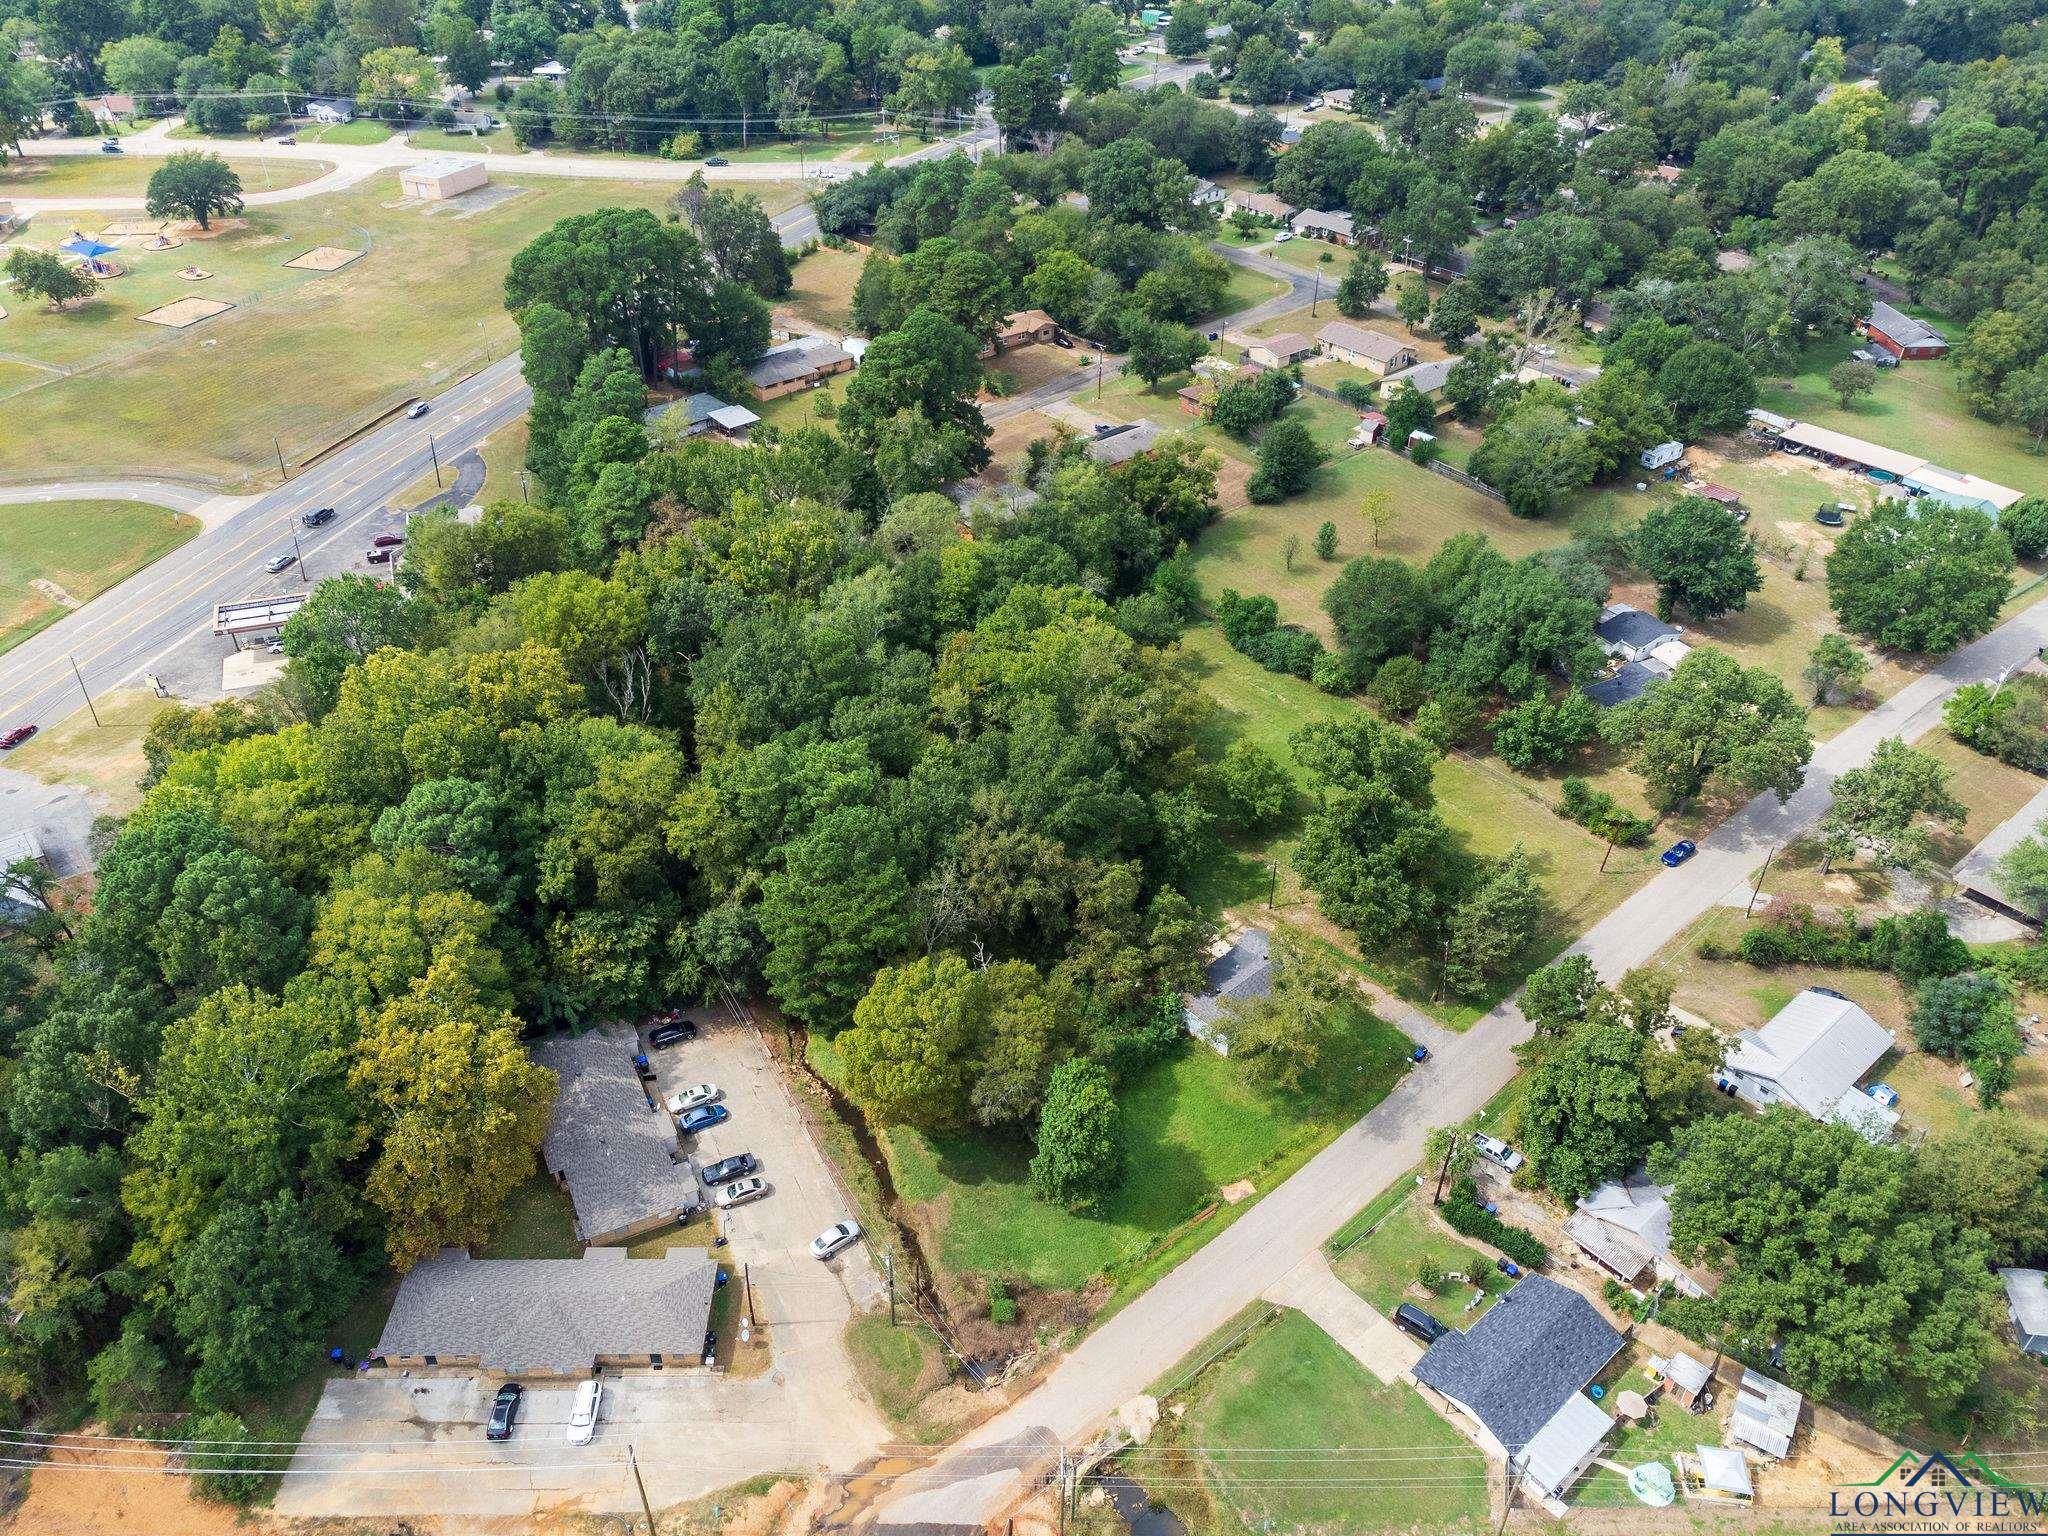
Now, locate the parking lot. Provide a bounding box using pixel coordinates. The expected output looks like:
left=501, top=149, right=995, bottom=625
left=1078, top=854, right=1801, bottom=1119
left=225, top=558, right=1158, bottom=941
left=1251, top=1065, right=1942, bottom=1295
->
left=276, top=1007, right=892, bottom=1522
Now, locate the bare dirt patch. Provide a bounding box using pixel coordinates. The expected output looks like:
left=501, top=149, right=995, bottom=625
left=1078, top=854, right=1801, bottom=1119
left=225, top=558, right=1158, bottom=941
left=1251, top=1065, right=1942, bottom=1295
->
left=136, top=296, right=232, bottom=328
left=27, top=577, right=77, bottom=609
left=284, top=244, right=364, bottom=271
left=3, top=1441, right=258, bottom=1536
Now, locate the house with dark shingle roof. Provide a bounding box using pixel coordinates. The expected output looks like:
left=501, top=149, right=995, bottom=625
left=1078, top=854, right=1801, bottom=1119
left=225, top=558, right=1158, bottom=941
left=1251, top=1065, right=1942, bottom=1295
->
left=1593, top=603, right=1681, bottom=663
left=1411, top=1275, right=1624, bottom=1506
left=374, top=1248, right=718, bottom=1376
left=534, top=1028, right=701, bottom=1246
left=1183, top=928, right=1271, bottom=1054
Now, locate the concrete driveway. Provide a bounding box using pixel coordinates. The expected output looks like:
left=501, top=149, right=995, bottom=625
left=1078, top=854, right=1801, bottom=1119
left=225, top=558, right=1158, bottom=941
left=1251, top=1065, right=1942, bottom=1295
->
left=276, top=1010, right=891, bottom=1521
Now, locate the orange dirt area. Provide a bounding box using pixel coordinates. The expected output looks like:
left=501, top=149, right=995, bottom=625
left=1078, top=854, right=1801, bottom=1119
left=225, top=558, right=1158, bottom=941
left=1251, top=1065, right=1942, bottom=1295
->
left=3, top=1441, right=260, bottom=1536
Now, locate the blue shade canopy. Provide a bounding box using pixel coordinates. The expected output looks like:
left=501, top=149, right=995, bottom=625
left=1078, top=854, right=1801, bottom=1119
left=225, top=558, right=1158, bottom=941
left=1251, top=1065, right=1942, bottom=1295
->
left=60, top=237, right=117, bottom=258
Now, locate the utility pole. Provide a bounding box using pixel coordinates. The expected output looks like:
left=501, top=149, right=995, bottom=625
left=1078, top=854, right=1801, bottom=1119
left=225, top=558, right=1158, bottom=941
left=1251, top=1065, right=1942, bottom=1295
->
left=1431, top=1132, right=1458, bottom=1205
left=288, top=517, right=308, bottom=583
left=628, top=1443, right=660, bottom=1535
left=1599, top=837, right=1614, bottom=873
left=1057, top=1445, right=1068, bottom=1536
left=1493, top=1452, right=1518, bottom=1536
left=274, top=437, right=289, bottom=482
left=886, top=1249, right=896, bottom=1325
left=1745, top=844, right=1778, bottom=918
left=1310, top=269, right=1321, bottom=316
left=744, top=1263, right=756, bottom=1328
left=428, top=434, right=443, bottom=489
left=69, top=655, right=99, bottom=727
left=518, top=469, right=530, bottom=502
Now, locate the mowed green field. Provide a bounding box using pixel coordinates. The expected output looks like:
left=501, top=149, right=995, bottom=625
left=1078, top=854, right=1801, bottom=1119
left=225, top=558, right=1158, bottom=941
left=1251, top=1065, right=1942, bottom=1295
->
left=0, top=153, right=332, bottom=199
left=0, top=174, right=802, bottom=488
left=1757, top=336, right=2048, bottom=498
left=812, top=1000, right=1415, bottom=1296
left=1157, top=1308, right=1490, bottom=1536
left=0, top=500, right=198, bottom=651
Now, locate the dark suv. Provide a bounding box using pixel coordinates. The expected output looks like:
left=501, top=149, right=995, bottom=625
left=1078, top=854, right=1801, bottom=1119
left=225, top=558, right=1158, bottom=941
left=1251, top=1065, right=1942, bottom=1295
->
left=486, top=1382, right=523, bottom=1440
left=1393, top=1303, right=1448, bottom=1344
left=302, top=506, right=337, bottom=527
left=649, top=1019, right=698, bottom=1047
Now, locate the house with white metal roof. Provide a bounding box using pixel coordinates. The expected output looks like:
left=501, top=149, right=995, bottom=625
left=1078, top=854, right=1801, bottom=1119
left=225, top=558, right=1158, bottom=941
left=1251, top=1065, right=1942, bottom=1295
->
left=2000, top=1268, right=2048, bottom=1355
left=1716, top=988, right=1895, bottom=1128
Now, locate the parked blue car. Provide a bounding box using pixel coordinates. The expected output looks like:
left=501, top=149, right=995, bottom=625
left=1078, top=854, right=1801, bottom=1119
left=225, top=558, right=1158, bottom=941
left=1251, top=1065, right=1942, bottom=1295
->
left=679, top=1103, right=729, bottom=1136
left=1660, top=839, right=1698, bottom=868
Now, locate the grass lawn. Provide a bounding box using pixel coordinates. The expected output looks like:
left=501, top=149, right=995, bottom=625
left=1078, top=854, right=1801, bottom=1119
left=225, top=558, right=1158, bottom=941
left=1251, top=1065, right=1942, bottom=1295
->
left=715, top=124, right=891, bottom=164
left=4, top=687, right=177, bottom=816
left=1574, top=1348, right=1721, bottom=1506
left=1176, top=630, right=1658, bottom=1022
left=1151, top=1307, right=1490, bottom=1536
left=843, top=1315, right=963, bottom=1442
left=405, top=126, right=514, bottom=155
left=1206, top=261, right=1291, bottom=322
left=0, top=500, right=199, bottom=652
left=295, top=120, right=396, bottom=146
left=1329, top=1186, right=1510, bottom=1324
left=0, top=173, right=802, bottom=487
left=473, top=1165, right=579, bottom=1259
left=475, top=417, right=531, bottom=504
left=0, top=154, right=331, bottom=200
left=782, top=244, right=866, bottom=333
left=1756, top=337, right=2048, bottom=500
left=811, top=999, right=1415, bottom=1298
left=752, top=371, right=850, bottom=430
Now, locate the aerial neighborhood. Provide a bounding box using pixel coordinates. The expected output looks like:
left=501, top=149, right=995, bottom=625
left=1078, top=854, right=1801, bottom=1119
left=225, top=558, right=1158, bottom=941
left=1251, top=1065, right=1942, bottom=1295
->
left=2, top=0, right=2048, bottom=1530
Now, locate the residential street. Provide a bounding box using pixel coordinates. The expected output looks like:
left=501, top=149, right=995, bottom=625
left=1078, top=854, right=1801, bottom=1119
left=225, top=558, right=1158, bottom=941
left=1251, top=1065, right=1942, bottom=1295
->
left=868, top=592, right=2048, bottom=1531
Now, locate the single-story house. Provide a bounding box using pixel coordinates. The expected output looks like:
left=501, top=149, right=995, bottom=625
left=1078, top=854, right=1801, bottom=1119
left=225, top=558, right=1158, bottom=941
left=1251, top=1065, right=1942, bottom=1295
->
left=1086, top=420, right=1163, bottom=465
left=1316, top=320, right=1415, bottom=375
left=1191, top=178, right=1228, bottom=207
left=1225, top=190, right=1297, bottom=223
left=645, top=391, right=760, bottom=440
left=1568, top=1171, right=1711, bottom=1298
left=1323, top=88, right=1356, bottom=112
left=1379, top=356, right=1457, bottom=402
left=1411, top=1276, right=1626, bottom=1509
left=1677, top=1446, right=1755, bottom=1502
left=533, top=59, right=568, bottom=79
left=1862, top=301, right=1947, bottom=360
left=994, top=308, right=1059, bottom=350
left=1728, top=1369, right=1802, bottom=1459
left=533, top=1028, right=701, bottom=1247
left=1652, top=1350, right=1715, bottom=1412
left=1717, top=988, right=1896, bottom=1133
left=1176, top=382, right=1213, bottom=417
left=1641, top=440, right=1685, bottom=472
left=1645, top=162, right=1683, bottom=184
left=1183, top=927, right=1270, bottom=1054
left=1901, top=463, right=2025, bottom=518
left=1999, top=1268, right=2048, bottom=1356
left=84, top=93, right=137, bottom=123
left=307, top=98, right=354, bottom=124
left=399, top=156, right=489, bottom=200
left=1953, top=787, right=2048, bottom=928
left=745, top=335, right=857, bottom=400
left=1594, top=603, right=1681, bottom=663
left=374, top=1248, right=717, bottom=1377
left=1243, top=332, right=1314, bottom=369
left=1295, top=209, right=1357, bottom=245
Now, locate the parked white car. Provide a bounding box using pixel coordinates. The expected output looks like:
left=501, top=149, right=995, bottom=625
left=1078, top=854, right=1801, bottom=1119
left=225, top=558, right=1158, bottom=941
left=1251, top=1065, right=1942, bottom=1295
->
left=565, top=1380, right=603, bottom=1445
left=715, top=1176, right=769, bottom=1209
left=664, top=1083, right=719, bottom=1115
left=810, top=1219, right=861, bottom=1259
left=1472, top=1133, right=1524, bottom=1172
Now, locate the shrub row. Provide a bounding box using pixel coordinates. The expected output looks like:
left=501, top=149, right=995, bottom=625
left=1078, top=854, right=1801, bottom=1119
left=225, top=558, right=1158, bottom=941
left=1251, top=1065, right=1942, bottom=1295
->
left=1698, top=906, right=1970, bottom=985
left=1441, top=1177, right=1548, bottom=1270
left=1558, top=776, right=1653, bottom=846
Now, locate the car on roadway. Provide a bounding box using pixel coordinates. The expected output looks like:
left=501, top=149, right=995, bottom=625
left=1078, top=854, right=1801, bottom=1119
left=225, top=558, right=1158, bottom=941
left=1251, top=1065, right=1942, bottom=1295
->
left=705, top=155, right=729, bottom=166
left=1660, top=839, right=1698, bottom=868
left=276, top=134, right=297, bottom=145
left=1473, top=1133, right=1524, bottom=1172
left=810, top=1219, right=861, bottom=1260
left=699, top=1153, right=757, bottom=1185
left=365, top=545, right=396, bottom=564
left=371, top=532, right=406, bottom=548
left=679, top=1103, right=728, bottom=1136
left=486, top=1382, right=522, bottom=1441
left=714, top=1176, right=768, bottom=1209
left=665, top=1083, right=718, bottom=1115
left=1393, top=1303, right=1447, bottom=1344
left=264, top=552, right=297, bottom=574
left=565, top=1380, right=603, bottom=1445
left=100, top=138, right=122, bottom=153
left=406, top=401, right=430, bottom=419
left=0, top=725, right=37, bottom=750
left=649, top=1019, right=698, bottom=1047
left=302, top=506, right=336, bottom=527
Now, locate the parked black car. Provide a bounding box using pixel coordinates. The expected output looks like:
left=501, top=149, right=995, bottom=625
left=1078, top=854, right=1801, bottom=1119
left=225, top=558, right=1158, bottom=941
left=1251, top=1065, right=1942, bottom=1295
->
left=1393, top=1303, right=1448, bottom=1344
left=486, top=1382, right=523, bottom=1440
left=700, top=1153, right=757, bottom=1185
left=649, top=1020, right=698, bottom=1047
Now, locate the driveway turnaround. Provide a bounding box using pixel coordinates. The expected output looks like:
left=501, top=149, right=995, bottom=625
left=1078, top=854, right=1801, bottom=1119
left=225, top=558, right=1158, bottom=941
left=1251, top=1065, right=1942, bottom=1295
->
left=277, top=1008, right=889, bottom=1522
